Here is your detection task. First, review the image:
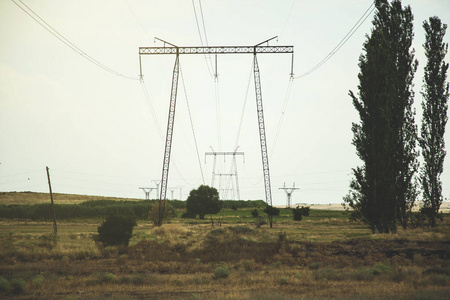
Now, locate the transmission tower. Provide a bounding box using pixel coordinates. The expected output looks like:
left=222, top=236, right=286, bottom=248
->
left=168, top=187, right=177, bottom=200
left=279, top=182, right=299, bottom=208
left=139, top=187, right=155, bottom=200
left=205, top=147, right=244, bottom=200
left=152, top=180, right=161, bottom=198
left=139, top=37, right=294, bottom=209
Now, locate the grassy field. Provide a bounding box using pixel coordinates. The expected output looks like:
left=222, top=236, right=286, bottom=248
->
left=0, top=192, right=449, bottom=299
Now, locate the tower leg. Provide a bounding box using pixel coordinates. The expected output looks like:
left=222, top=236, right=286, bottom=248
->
left=253, top=54, right=272, bottom=206
left=158, top=54, right=180, bottom=226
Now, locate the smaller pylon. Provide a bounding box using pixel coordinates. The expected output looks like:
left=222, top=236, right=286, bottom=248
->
left=279, top=182, right=299, bottom=208
left=139, top=187, right=155, bottom=200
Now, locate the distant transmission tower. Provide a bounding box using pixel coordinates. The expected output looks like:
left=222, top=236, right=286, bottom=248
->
left=139, top=187, right=155, bottom=200
left=205, top=147, right=244, bottom=200
left=279, top=182, right=299, bottom=208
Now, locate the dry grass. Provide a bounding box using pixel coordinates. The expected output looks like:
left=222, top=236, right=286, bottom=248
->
left=0, top=193, right=449, bottom=299
left=0, top=218, right=449, bottom=299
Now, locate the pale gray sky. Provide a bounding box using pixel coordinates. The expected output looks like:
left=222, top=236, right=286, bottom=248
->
left=1, top=0, right=449, bottom=205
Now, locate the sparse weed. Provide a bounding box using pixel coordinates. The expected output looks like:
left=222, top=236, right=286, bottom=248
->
left=279, top=276, right=289, bottom=285
left=309, top=262, right=321, bottom=270
left=371, top=263, right=391, bottom=275
left=32, top=274, right=44, bottom=288
left=214, top=266, right=230, bottom=279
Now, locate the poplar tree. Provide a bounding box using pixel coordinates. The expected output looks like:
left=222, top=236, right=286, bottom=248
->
left=345, top=0, right=418, bottom=233
left=420, top=16, right=449, bottom=227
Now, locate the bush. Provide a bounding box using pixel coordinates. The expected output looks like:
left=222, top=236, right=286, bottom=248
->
left=148, top=200, right=175, bottom=226
left=251, top=209, right=259, bottom=218
left=263, top=206, right=280, bottom=217
left=214, top=266, right=230, bottom=279
left=0, top=277, right=10, bottom=292
left=97, top=215, right=137, bottom=246
left=181, top=211, right=197, bottom=219
left=10, top=278, right=26, bottom=294
left=371, top=263, right=391, bottom=276
left=300, top=206, right=310, bottom=216
left=292, top=207, right=303, bottom=221
left=101, top=272, right=116, bottom=283
left=32, top=274, right=44, bottom=288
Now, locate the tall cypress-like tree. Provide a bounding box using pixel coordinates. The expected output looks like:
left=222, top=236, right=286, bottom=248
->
left=345, top=0, right=418, bottom=233
left=420, top=17, right=449, bottom=227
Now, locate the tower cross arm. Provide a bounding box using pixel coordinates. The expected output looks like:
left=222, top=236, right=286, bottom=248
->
left=139, top=46, right=293, bottom=55
left=205, top=152, right=245, bottom=156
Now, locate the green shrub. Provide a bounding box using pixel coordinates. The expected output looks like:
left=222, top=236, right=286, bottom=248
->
left=251, top=209, right=259, bottom=218
left=292, top=206, right=303, bottom=221
left=263, top=206, right=280, bottom=217
left=371, top=263, right=391, bottom=275
left=279, top=277, right=288, bottom=285
left=300, top=206, right=310, bottom=216
left=214, top=266, right=230, bottom=279
left=32, top=274, right=44, bottom=288
left=97, top=215, right=136, bottom=246
left=432, top=274, right=448, bottom=286
left=0, top=277, right=10, bottom=292
left=309, top=262, right=321, bottom=270
left=102, top=272, right=116, bottom=283
left=10, top=278, right=26, bottom=294
left=95, top=272, right=116, bottom=283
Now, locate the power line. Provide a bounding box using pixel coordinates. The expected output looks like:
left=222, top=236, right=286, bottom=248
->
left=294, top=1, right=375, bottom=79
left=180, top=66, right=205, bottom=184
left=234, top=63, right=254, bottom=149
left=139, top=78, right=165, bottom=139
left=12, top=0, right=138, bottom=80
left=191, top=0, right=214, bottom=77
left=270, top=77, right=294, bottom=157
left=124, top=0, right=152, bottom=42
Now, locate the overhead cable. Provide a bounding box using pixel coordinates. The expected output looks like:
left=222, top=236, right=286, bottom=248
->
left=294, top=1, right=375, bottom=79
left=191, top=0, right=214, bottom=77
left=270, top=77, right=294, bottom=157
left=180, top=66, right=206, bottom=185
left=12, top=0, right=138, bottom=80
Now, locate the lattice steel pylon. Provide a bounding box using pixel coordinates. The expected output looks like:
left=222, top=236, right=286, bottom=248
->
left=279, top=182, right=300, bottom=208
left=205, top=147, right=244, bottom=200
left=139, top=37, right=294, bottom=209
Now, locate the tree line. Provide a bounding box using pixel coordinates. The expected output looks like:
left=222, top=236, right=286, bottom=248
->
left=344, top=0, right=449, bottom=233
left=0, top=198, right=266, bottom=221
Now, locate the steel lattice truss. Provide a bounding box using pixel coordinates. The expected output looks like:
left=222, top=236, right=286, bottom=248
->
left=139, top=37, right=293, bottom=209
left=139, top=46, right=293, bottom=55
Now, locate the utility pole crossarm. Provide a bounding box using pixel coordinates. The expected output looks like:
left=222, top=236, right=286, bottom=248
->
left=139, top=46, right=293, bottom=55
left=205, top=152, right=245, bottom=156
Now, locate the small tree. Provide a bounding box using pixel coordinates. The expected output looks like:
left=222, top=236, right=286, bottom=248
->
left=292, top=206, right=310, bottom=221
left=251, top=209, right=259, bottom=218
left=292, top=206, right=303, bottom=221
left=97, top=215, right=137, bottom=246
left=264, top=205, right=280, bottom=228
left=149, top=200, right=174, bottom=226
left=186, top=185, right=222, bottom=219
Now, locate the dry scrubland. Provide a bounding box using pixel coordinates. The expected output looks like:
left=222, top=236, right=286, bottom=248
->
left=0, top=192, right=449, bottom=299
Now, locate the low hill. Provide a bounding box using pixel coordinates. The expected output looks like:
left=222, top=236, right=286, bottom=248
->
left=0, top=191, right=142, bottom=205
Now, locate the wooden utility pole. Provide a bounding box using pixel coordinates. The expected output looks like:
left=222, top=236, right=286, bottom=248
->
left=46, top=166, right=57, bottom=234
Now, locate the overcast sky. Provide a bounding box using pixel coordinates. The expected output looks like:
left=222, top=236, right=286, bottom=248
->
left=1, top=0, right=449, bottom=205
